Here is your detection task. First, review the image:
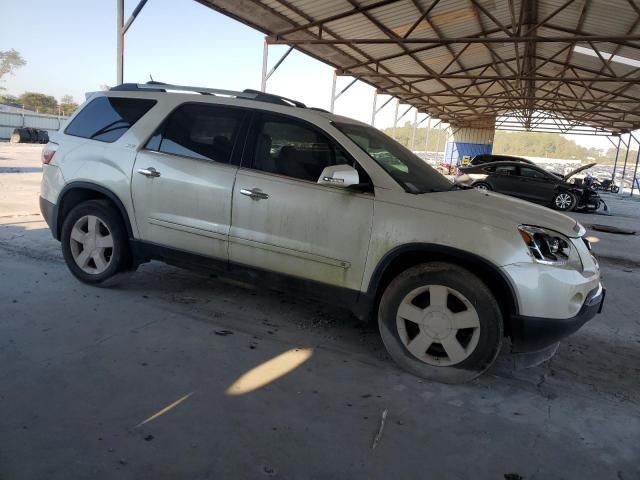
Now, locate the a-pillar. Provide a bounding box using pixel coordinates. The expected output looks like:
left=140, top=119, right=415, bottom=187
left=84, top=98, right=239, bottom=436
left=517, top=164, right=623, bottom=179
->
left=444, top=118, right=496, bottom=166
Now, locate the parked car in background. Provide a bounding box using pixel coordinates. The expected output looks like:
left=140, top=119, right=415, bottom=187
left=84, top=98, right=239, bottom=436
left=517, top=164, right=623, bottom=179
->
left=469, top=154, right=536, bottom=166
left=457, top=161, right=604, bottom=212
left=39, top=83, right=604, bottom=383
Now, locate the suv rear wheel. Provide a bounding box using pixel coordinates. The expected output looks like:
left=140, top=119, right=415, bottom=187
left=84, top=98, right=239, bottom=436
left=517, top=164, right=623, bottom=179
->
left=378, top=262, right=503, bottom=383
left=61, top=200, right=132, bottom=285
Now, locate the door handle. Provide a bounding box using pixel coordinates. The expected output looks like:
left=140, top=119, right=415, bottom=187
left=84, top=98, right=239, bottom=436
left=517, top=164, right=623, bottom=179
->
left=138, top=167, right=161, bottom=178
left=240, top=188, right=269, bottom=200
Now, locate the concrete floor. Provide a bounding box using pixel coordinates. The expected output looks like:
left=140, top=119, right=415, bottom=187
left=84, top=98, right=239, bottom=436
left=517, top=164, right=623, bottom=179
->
left=1, top=143, right=639, bottom=479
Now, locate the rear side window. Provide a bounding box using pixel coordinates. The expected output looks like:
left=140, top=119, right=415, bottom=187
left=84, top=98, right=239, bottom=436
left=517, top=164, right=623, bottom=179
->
left=494, top=165, right=517, bottom=175
left=65, top=96, right=156, bottom=142
left=520, top=167, right=547, bottom=179
left=146, top=103, right=244, bottom=164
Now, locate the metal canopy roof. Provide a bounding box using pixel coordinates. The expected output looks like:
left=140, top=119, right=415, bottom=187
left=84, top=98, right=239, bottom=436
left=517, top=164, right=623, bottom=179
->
left=197, top=0, right=640, bottom=135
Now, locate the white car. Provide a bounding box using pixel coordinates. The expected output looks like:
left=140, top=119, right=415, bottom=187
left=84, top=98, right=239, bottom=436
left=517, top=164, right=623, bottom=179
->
left=39, top=83, right=604, bottom=383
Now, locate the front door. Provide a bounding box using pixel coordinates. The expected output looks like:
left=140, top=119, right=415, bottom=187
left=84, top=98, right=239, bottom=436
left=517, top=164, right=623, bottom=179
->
left=131, top=103, right=246, bottom=259
left=517, top=166, right=558, bottom=204
left=229, top=112, right=374, bottom=291
left=488, top=164, right=520, bottom=196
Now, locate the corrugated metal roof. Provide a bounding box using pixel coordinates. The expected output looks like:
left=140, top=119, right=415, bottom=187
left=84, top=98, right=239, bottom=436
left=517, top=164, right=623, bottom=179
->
left=197, top=0, right=640, bottom=134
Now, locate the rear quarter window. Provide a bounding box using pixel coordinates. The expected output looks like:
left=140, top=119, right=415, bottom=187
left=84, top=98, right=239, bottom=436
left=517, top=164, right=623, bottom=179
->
left=65, top=96, right=156, bottom=143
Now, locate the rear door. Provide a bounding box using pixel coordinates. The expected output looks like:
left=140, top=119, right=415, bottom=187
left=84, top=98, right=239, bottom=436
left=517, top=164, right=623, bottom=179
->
left=131, top=103, right=246, bottom=259
left=229, top=112, right=374, bottom=291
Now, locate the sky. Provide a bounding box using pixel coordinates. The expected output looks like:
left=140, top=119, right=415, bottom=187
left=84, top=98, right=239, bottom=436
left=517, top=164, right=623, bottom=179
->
left=1, top=0, right=612, bottom=150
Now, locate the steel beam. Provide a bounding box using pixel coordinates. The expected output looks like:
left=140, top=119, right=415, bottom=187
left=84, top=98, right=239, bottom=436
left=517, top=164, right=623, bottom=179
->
left=268, top=34, right=640, bottom=45
left=123, top=0, right=149, bottom=34
left=350, top=73, right=640, bottom=82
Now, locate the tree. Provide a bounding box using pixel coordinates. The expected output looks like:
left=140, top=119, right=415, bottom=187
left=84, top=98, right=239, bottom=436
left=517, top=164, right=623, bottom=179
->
left=0, top=93, right=19, bottom=105
left=18, top=92, right=58, bottom=114
left=0, top=49, right=26, bottom=89
left=59, top=94, right=79, bottom=116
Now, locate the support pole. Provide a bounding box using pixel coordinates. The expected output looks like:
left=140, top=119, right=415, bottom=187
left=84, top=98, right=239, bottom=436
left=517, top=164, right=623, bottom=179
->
left=630, top=147, right=640, bottom=197
left=410, top=109, right=418, bottom=150
left=424, top=116, right=431, bottom=155
left=260, top=39, right=269, bottom=92
left=117, top=0, right=124, bottom=85
left=619, top=133, right=632, bottom=193
left=392, top=99, right=400, bottom=140
left=330, top=70, right=337, bottom=113
left=374, top=96, right=394, bottom=128
left=611, top=136, right=621, bottom=182
left=330, top=74, right=358, bottom=113
left=116, top=0, right=148, bottom=85
left=371, top=90, right=378, bottom=126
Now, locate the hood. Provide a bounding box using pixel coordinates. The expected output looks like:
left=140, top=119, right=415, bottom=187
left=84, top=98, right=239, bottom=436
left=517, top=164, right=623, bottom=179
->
left=564, top=162, right=597, bottom=180
left=411, top=189, right=581, bottom=238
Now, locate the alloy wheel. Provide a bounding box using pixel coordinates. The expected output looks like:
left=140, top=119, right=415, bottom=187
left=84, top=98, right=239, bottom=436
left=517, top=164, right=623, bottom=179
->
left=396, top=285, right=481, bottom=366
left=555, top=193, right=573, bottom=209
left=69, top=215, right=114, bottom=274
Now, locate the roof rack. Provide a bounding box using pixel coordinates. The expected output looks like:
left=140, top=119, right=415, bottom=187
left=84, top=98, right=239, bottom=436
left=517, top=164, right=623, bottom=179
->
left=109, top=82, right=306, bottom=108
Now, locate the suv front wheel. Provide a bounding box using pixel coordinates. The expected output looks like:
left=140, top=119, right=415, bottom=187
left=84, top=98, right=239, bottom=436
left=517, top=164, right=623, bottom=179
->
left=378, top=262, right=503, bottom=383
left=61, top=199, right=132, bottom=285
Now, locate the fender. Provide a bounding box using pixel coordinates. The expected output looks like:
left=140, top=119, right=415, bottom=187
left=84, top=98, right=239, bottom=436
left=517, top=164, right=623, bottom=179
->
left=365, top=242, right=520, bottom=316
left=53, top=181, right=134, bottom=240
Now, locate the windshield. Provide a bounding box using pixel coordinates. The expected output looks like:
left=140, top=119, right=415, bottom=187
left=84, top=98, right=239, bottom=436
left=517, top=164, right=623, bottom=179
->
left=333, top=122, right=453, bottom=194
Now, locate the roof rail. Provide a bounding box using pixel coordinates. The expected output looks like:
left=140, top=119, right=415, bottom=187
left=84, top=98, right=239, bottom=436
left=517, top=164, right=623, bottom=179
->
left=109, top=82, right=307, bottom=108
left=242, top=89, right=306, bottom=108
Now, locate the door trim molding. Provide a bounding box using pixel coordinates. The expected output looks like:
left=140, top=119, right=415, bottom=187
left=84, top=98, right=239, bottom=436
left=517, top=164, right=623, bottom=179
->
left=229, top=235, right=351, bottom=269
left=148, top=216, right=227, bottom=241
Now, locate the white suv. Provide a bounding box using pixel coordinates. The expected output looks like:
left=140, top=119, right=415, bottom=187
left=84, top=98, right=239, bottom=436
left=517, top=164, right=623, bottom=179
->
left=39, top=83, right=604, bottom=383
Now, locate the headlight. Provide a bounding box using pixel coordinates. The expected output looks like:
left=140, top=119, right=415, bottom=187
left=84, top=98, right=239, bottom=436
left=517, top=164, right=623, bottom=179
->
left=518, top=225, right=581, bottom=269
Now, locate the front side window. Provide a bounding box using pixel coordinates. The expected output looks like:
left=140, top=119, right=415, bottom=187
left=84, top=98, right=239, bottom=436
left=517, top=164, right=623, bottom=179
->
left=251, top=116, right=347, bottom=182
left=334, top=122, right=451, bottom=194
left=147, top=104, right=244, bottom=164
left=65, top=96, right=156, bottom=143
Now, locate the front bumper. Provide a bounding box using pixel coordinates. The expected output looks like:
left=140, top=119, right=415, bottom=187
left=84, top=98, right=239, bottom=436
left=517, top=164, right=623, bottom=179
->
left=509, top=284, right=605, bottom=353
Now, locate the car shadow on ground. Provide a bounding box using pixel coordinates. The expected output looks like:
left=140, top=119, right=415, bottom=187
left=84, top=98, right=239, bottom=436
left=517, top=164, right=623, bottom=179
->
left=1, top=220, right=638, bottom=408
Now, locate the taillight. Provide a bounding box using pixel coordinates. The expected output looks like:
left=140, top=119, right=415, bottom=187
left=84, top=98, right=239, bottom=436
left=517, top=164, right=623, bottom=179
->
left=42, top=143, right=58, bottom=165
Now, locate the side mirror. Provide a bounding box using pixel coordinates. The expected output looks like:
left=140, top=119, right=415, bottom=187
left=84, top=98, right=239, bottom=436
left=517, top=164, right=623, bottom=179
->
left=317, top=165, right=360, bottom=188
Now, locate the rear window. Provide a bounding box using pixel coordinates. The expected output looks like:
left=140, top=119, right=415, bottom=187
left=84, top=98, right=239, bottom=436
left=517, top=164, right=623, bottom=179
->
left=65, top=96, right=156, bottom=143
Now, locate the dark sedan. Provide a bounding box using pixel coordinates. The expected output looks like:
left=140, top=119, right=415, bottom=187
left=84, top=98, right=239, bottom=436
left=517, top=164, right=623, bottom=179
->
left=457, top=161, right=604, bottom=212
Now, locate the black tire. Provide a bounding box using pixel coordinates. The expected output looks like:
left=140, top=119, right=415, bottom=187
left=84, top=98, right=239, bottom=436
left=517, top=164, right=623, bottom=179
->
left=551, top=191, right=577, bottom=211
left=61, top=199, right=132, bottom=285
left=378, top=262, right=503, bottom=384
left=611, top=185, right=620, bottom=194
left=473, top=182, right=492, bottom=191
